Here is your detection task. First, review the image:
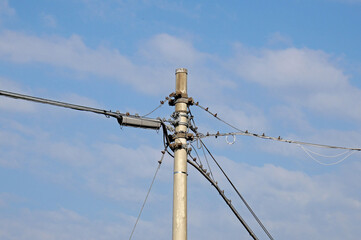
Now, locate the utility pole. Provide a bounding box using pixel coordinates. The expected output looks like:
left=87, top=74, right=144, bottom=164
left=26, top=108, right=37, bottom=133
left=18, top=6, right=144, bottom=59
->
left=172, top=68, right=189, bottom=240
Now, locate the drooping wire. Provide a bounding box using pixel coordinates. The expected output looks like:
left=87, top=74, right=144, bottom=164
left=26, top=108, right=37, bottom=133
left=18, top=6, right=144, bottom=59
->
left=189, top=107, right=273, bottom=240
left=194, top=101, right=361, bottom=152
left=199, top=143, right=215, bottom=181
left=142, top=97, right=169, bottom=117
left=129, top=149, right=166, bottom=240
left=187, top=152, right=259, bottom=240
left=196, top=131, right=361, bottom=152
left=299, top=144, right=356, bottom=166
left=195, top=102, right=245, bottom=133
left=187, top=106, right=272, bottom=239
left=161, top=116, right=258, bottom=239
left=190, top=143, right=205, bottom=171
left=199, top=139, right=274, bottom=240
left=188, top=107, right=215, bottom=181
left=299, top=146, right=352, bottom=158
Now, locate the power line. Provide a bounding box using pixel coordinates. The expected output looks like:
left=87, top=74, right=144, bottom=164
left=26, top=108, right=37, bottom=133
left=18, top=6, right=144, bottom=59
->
left=0, top=89, right=161, bottom=130
left=188, top=108, right=215, bottom=181
left=186, top=154, right=259, bottom=240
left=195, top=102, right=244, bottom=132
left=196, top=131, right=361, bottom=151
left=129, top=149, right=166, bottom=240
left=193, top=101, right=361, bottom=151
left=199, top=139, right=274, bottom=240
left=299, top=144, right=356, bottom=166
left=189, top=106, right=274, bottom=239
left=142, top=96, right=170, bottom=117
left=162, top=117, right=258, bottom=239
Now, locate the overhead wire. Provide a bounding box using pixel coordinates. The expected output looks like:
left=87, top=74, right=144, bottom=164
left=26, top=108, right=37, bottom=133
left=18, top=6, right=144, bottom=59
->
left=196, top=131, right=361, bottom=151
left=195, top=102, right=244, bottom=132
left=188, top=107, right=272, bottom=239
left=142, top=96, right=170, bottom=117
left=0, top=89, right=121, bottom=118
left=190, top=143, right=205, bottom=172
left=193, top=102, right=361, bottom=152
left=161, top=113, right=258, bottom=239
left=299, top=144, right=356, bottom=166
left=187, top=152, right=259, bottom=240
left=188, top=107, right=215, bottom=181
left=129, top=149, right=166, bottom=240
left=199, top=139, right=274, bottom=240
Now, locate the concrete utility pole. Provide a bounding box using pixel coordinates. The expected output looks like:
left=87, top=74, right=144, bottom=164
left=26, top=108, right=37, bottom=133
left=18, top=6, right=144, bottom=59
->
left=172, top=68, right=189, bottom=240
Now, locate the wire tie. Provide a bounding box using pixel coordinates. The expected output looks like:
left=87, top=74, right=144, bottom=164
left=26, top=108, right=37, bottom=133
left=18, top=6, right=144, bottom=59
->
left=226, top=134, right=236, bottom=145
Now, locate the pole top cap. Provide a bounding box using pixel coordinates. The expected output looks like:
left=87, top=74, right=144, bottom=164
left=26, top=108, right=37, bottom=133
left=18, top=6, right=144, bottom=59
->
left=175, top=68, right=188, bottom=74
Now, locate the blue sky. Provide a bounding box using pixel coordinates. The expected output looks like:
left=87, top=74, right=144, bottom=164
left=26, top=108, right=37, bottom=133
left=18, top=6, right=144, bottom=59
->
left=1, top=0, right=361, bottom=239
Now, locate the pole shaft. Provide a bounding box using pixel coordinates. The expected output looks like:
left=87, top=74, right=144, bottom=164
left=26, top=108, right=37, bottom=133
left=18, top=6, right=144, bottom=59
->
left=172, top=68, right=188, bottom=240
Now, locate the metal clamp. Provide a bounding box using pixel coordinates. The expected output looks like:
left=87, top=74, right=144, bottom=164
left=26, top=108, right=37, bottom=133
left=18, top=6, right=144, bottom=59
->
left=174, top=171, right=188, bottom=176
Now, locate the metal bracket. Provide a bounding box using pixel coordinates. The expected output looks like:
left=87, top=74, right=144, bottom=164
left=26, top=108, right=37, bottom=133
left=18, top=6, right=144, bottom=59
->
left=169, top=142, right=191, bottom=151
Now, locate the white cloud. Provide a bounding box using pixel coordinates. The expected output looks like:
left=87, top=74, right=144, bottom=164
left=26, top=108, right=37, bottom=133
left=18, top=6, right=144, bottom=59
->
left=229, top=45, right=361, bottom=121
left=139, top=33, right=207, bottom=66
left=1, top=107, right=361, bottom=239
left=230, top=46, right=348, bottom=90
left=0, top=31, right=170, bottom=94
left=0, top=208, right=130, bottom=240
left=208, top=156, right=361, bottom=240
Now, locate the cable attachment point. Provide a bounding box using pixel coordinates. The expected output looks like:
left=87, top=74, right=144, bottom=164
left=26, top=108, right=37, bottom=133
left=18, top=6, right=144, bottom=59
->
left=169, top=142, right=189, bottom=151
left=168, top=92, right=194, bottom=106
left=168, top=132, right=194, bottom=142
left=226, top=135, right=236, bottom=145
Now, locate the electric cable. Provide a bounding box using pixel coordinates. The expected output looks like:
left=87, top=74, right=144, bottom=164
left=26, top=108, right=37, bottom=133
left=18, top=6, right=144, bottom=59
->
left=194, top=101, right=361, bottom=152
left=0, top=89, right=162, bottom=130
left=188, top=108, right=215, bottom=181
left=142, top=97, right=169, bottom=117
left=195, top=102, right=244, bottom=132
left=188, top=106, right=274, bottom=239
left=299, top=144, right=356, bottom=166
left=162, top=117, right=258, bottom=239
left=199, top=142, right=215, bottom=181
left=190, top=143, right=205, bottom=171
left=199, top=139, right=274, bottom=240
left=196, top=131, right=361, bottom=152
left=0, top=89, right=121, bottom=118
left=187, top=152, right=259, bottom=240
left=129, top=149, right=166, bottom=240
